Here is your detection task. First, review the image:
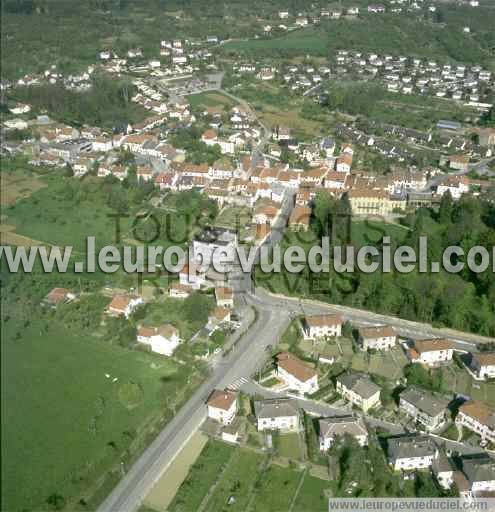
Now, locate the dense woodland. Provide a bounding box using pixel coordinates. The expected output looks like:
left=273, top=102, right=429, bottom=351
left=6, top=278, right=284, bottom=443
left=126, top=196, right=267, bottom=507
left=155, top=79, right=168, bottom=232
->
left=259, top=191, right=495, bottom=337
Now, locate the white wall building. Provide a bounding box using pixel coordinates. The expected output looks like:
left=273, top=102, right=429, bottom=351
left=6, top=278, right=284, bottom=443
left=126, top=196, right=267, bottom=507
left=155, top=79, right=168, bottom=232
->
left=206, top=389, right=238, bottom=425
left=276, top=352, right=319, bottom=395
left=254, top=398, right=300, bottom=432
left=303, top=314, right=343, bottom=339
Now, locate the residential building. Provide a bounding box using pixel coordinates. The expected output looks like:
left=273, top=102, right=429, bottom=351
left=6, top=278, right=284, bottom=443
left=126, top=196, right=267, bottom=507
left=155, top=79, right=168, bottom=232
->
left=215, top=287, right=234, bottom=308
left=168, top=283, right=193, bottom=299
left=336, top=372, right=381, bottom=412
left=433, top=451, right=455, bottom=490
left=206, top=389, right=238, bottom=425
left=456, top=454, right=495, bottom=498
left=254, top=398, right=300, bottom=432
left=192, top=227, right=237, bottom=270
left=319, top=415, right=368, bottom=451
left=359, top=325, right=396, bottom=351
left=387, top=434, right=438, bottom=471
left=209, top=307, right=231, bottom=324
left=288, top=206, right=311, bottom=231
left=302, top=314, right=343, bottom=339
left=408, top=338, right=454, bottom=366
left=399, top=387, right=450, bottom=431
left=348, top=189, right=405, bottom=216
left=106, top=295, right=143, bottom=318
left=275, top=352, right=319, bottom=395
left=43, top=287, right=75, bottom=307
left=470, top=352, right=495, bottom=380
left=456, top=400, right=495, bottom=443
left=137, top=324, right=180, bottom=356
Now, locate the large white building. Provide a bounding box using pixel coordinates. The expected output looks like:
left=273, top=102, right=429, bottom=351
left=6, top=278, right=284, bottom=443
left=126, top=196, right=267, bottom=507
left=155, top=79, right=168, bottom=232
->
left=302, top=314, right=343, bottom=340
left=387, top=434, right=438, bottom=471
left=206, top=389, right=238, bottom=425
left=137, top=324, right=180, bottom=356
left=408, top=338, right=454, bottom=367
left=191, top=227, right=238, bottom=271
left=456, top=400, right=495, bottom=443
left=319, top=415, right=368, bottom=452
left=359, top=325, right=396, bottom=351
left=276, top=352, right=319, bottom=395
left=254, top=398, right=300, bottom=432
left=336, top=372, right=381, bottom=412
left=399, top=387, right=450, bottom=432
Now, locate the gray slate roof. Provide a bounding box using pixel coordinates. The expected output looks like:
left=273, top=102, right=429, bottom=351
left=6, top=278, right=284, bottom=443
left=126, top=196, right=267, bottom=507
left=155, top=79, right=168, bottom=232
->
left=319, top=415, right=367, bottom=440
left=400, top=387, right=450, bottom=417
left=337, top=372, right=381, bottom=399
left=254, top=398, right=300, bottom=419
left=388, top=434, right=437, bottom=462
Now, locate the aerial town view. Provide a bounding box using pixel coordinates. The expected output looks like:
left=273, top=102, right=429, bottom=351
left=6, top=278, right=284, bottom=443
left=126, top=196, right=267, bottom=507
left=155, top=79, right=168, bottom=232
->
left=1, top=0, right=495, bottom=511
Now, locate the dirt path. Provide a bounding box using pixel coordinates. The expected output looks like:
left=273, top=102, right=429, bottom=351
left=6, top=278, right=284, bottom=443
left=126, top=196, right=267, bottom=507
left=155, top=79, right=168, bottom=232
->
left=143, top=431, right=208, bottom=512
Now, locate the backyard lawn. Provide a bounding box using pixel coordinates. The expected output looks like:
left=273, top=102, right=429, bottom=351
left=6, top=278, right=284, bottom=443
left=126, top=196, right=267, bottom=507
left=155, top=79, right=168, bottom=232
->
left=277, top=432, right=304, bottom=461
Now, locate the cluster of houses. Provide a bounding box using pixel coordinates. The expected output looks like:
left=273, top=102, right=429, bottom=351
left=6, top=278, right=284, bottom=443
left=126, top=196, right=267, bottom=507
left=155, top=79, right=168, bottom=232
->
left=205, top=385, right=495, bottom=499
left=333, top=50, right=493, bottom=111
left=201, top=303, right=495, bottom=500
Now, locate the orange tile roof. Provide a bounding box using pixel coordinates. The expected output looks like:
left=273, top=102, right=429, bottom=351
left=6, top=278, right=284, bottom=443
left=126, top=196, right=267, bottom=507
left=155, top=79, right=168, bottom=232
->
left=277, top=352, right=317, bottom=382
left=207, top=389, right=237, bottom=410
left=414, top=338, right=453, bottom=354
left=306, top=314, right=343, bottom=327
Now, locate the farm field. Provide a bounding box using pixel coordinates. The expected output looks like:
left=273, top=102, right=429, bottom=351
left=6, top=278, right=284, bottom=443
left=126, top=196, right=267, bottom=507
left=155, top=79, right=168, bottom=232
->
left=292, top=473, right=334, bottom=512
left=1, top=174, right=134, bottom=252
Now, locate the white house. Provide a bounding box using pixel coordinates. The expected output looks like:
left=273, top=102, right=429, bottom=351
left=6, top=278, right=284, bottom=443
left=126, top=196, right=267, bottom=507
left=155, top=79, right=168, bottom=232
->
left=336, top=372, right=381, bottom=412
left=303, top=314, right=343, bottom=339
left=276, top=352, right=319, bottom=395
left=408, top=339, right=454, bottom=366
left=319, top=415, right=368, bottom=452
left=178, top=262, right=207, bottom=290
left=106, top=295, right=143, bottom=318
left=254, top=398, right=300, bottom=432
left=388, top=435, right=437, bottom=471
left=456, top=400, right=495, bottom=443
left=206, top=389, right=238, bottom=425
left=359, top=325, right=397, bottom=351
left=137, top=324, right=180, bottom=356
left=399, top=387, right=450, bottom=431
left=470, top=352, right=495, bottom=380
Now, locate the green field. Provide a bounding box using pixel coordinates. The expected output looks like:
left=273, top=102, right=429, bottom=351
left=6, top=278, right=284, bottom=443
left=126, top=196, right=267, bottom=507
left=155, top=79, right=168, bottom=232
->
left=1, top=310, right=198, bottom=511
left=225, top=28, right=328, bottom=55
left=188, top=91, right=237, bottom=111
